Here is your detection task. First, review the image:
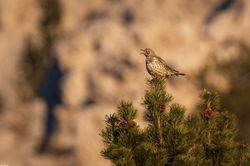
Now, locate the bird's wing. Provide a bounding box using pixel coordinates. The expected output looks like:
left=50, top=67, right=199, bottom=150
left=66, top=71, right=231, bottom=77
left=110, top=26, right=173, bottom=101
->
left=148, top=57, right=169, bottom=76
left=155, top=56, right=179, bottom=73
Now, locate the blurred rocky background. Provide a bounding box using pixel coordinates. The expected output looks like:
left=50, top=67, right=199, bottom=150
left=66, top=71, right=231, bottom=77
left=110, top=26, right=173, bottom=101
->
left=0, top=0, right=250, bottom=165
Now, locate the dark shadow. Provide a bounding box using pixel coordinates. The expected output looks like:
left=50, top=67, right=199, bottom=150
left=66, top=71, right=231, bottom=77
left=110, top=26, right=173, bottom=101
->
left=37, top=58, right=64, bottom=153
left=205, top=0, right=236, bottom=24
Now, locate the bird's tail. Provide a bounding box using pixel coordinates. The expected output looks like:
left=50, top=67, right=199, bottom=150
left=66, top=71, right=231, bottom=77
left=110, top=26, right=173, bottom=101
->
left=176, top=72, right=185, bottom=76
left=170, top=71, right=186, bottom=77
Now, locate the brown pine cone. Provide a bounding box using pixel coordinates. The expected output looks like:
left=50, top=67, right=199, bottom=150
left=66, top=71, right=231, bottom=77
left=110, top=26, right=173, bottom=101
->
left=156, top=102, right=166, bottom=113
left=117, top=120, right=127, bottom=128
left=202, top=103, right=213, bottom=119
left=129, top=120, right=137, bottom=128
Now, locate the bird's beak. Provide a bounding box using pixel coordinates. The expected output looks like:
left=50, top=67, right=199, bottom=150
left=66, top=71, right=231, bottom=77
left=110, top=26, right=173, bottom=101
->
left=140, top=49, right=147, bottom=56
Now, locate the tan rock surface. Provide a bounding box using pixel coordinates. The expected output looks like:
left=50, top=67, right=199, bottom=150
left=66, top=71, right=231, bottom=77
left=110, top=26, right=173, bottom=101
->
left=0, top=0, right=249, bottom=165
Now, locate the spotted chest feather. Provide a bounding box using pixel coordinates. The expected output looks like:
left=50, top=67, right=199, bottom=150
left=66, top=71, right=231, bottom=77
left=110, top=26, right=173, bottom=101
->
left=146, top=58, right=169, bottom=77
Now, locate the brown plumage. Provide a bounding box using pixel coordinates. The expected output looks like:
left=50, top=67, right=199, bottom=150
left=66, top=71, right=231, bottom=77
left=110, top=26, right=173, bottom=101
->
left=140, top=48, right=186, bottom=78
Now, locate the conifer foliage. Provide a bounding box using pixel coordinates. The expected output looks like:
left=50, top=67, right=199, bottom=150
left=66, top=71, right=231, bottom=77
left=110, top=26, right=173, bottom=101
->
left=101, top=78, right=250, bottom=166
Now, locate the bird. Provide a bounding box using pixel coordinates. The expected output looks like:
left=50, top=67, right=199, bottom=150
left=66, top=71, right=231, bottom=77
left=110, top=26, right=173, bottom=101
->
left=140, top=48, right=186, bottom=78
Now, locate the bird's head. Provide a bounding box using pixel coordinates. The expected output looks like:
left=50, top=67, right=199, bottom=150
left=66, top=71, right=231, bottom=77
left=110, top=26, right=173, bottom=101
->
left=140, top=48, right=155, bottom=57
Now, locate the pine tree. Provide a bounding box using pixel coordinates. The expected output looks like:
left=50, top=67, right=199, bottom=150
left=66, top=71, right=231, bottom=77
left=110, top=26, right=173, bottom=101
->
left=101, top=77, right=250, bottom=166
left=197, top=90, right=239, bottom=165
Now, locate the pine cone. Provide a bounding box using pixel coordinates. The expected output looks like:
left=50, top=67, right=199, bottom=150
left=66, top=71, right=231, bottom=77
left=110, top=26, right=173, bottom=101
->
left=117, top=120, right=127, bottom=128
left=129, top=120, right=137, bottom=128
left=203, top=106, right=213, bottom=119
left=156, top=102, right=166, bottom=113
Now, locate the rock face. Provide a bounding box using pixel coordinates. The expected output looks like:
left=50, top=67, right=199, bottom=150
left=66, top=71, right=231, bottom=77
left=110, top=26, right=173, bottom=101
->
left=0, top=0, right=250, bottom=165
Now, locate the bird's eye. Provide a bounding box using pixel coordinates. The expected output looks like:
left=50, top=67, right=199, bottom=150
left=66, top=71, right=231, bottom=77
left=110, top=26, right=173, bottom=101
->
left=146, top=50, right=150, bottom=54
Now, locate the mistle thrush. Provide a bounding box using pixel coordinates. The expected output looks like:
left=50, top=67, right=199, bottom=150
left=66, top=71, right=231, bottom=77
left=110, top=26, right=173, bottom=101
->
left=140, top=48, right=186, bottom=78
